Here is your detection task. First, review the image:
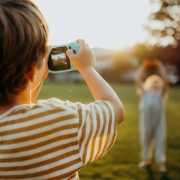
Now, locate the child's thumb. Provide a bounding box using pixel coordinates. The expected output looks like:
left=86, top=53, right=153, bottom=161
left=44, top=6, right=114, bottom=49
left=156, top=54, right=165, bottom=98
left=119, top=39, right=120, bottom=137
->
left=66, top=49, right=74, bottom=58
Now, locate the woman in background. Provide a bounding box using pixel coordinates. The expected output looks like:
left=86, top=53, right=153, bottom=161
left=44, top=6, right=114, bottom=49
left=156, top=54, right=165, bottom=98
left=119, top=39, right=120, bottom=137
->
left=135, top=60, right=168, bottom=173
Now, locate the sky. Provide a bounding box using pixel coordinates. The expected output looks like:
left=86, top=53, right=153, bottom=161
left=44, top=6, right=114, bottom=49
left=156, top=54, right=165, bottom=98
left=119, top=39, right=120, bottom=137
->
left=33, top=0, right=151, bottom=49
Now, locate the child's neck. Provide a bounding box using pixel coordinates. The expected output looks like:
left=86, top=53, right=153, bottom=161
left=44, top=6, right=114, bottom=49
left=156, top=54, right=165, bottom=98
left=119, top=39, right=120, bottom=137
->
left=145, top=86, right=162, bottom=95
left=0, top=92, right=32, bottom=114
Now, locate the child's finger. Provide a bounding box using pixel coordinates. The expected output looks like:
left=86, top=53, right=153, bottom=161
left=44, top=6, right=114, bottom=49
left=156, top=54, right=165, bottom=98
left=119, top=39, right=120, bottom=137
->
left=66, top=49, right=74, bottom=58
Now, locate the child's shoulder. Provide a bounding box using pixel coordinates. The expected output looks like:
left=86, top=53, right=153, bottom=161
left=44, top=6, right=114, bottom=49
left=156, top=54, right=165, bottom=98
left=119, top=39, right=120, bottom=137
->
left=0, top=98, right=78, bottom=122
left=36, top=98, right=76, bottom=111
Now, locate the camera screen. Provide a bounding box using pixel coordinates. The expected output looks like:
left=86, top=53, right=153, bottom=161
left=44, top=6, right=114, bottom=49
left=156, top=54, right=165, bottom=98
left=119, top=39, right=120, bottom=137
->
left=48, top=46, right=71, bottom=71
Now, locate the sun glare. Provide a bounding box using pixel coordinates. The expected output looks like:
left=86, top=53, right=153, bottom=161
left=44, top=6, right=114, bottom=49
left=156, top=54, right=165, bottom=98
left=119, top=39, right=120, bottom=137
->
left=33, top=0, right=150, bottom=49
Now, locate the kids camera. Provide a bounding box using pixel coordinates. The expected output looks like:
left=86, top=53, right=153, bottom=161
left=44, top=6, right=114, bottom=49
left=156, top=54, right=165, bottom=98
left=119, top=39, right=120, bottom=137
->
left=48, top=42, right=80, bottom=73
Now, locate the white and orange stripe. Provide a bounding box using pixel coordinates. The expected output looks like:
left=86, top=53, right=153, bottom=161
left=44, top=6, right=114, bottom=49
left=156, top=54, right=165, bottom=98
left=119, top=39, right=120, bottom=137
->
left=0, top=98, right=117, bottom=179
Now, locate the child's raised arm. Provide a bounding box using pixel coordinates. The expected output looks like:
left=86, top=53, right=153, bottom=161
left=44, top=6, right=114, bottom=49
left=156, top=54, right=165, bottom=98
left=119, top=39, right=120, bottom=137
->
left=134, top=62, right=147, bottom=95
left=66, top=39, right=124, bottom=124
left=155, top=60, right=169, bottom=96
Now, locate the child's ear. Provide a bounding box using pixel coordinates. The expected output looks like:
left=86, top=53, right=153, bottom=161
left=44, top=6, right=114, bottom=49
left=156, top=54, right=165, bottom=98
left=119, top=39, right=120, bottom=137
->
left=26, top=63, right=37, bottom=83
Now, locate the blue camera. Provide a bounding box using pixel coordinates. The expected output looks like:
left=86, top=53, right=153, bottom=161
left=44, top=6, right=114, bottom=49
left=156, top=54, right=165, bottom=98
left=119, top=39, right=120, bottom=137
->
left=48, top=42, right=80, bottom=73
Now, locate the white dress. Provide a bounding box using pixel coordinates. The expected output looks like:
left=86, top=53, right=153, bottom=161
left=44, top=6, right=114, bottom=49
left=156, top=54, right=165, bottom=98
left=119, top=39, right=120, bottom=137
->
left=139, top=89, right=166, bottom=163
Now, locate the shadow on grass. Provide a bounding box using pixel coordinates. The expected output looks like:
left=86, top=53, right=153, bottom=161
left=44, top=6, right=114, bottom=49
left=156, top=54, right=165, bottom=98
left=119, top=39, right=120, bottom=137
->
left=145, top=166, right=170, bottom=180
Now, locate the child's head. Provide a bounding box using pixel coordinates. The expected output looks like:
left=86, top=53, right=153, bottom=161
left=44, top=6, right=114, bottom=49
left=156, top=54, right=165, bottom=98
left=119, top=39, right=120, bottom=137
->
left=0, top=0, right=49, bottom=104
left=143, top=75, right=164, bottom=91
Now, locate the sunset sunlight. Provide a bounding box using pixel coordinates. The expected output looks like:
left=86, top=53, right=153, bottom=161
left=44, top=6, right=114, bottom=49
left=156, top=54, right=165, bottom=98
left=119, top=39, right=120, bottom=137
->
left=33, top=0, right=150, bottom=48
left=1, top=1, right=179, bottom=179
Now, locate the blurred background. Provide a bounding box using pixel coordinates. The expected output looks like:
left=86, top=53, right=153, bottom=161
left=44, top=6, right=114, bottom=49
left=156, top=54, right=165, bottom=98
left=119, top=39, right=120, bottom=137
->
left=33, top=0, right=180, bottom=85
left=34, top=0, right=180, bottom=179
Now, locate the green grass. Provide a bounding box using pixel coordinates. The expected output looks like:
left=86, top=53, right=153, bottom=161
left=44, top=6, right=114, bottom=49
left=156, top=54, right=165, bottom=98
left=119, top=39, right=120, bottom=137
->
left=38, top=82, right=180, bottom=180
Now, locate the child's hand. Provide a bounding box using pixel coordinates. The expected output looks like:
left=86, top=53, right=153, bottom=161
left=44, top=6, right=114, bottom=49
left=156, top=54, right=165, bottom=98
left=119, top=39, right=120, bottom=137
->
left=66, top=39, right=96, bottom=72
left=143, top=60, right=157, bottom=67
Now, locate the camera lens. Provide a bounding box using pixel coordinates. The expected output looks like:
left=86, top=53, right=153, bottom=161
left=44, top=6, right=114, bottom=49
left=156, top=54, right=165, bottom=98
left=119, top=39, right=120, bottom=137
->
left=68, top=46, right=71, bottom=49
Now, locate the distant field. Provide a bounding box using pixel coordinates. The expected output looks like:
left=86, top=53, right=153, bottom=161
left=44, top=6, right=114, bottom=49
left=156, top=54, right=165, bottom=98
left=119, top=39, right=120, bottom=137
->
left=38, top=82, right=180, bottom=180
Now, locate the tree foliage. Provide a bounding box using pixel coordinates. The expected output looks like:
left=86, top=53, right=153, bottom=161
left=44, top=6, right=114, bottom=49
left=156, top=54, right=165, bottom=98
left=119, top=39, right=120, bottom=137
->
left=144, top=0, right=180, bottom=47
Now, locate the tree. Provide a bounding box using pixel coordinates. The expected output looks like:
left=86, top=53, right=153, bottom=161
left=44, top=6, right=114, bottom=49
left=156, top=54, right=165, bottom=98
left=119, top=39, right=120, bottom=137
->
left=144, top=0, right=180, bottom=47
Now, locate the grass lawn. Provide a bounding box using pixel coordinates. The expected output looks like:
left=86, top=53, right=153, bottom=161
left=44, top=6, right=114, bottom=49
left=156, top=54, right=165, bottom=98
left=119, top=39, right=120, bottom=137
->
left=38, top=81, right=180, bottom=180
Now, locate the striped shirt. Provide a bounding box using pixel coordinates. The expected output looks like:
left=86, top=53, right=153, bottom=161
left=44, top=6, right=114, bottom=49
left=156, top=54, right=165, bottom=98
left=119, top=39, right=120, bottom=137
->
left=0, top=98, right=117, bottom=180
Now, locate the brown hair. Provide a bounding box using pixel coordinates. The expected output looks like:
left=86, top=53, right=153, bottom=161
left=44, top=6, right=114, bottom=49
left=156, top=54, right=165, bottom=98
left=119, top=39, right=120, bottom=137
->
left=0, top=0, right=49, bottom=104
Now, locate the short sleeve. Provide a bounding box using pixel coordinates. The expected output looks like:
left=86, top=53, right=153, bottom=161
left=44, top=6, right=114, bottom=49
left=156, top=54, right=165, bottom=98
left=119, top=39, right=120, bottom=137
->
left=36, top=98, right=118, bottom=166
left=73, top=100, right=118, bottom=165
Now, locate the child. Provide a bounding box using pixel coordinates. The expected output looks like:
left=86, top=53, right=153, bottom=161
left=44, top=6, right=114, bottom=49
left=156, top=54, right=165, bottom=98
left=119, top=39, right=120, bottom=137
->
left=0, top=0, right=124, bottom=179
left=135, top=60, right=168, bottom=173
